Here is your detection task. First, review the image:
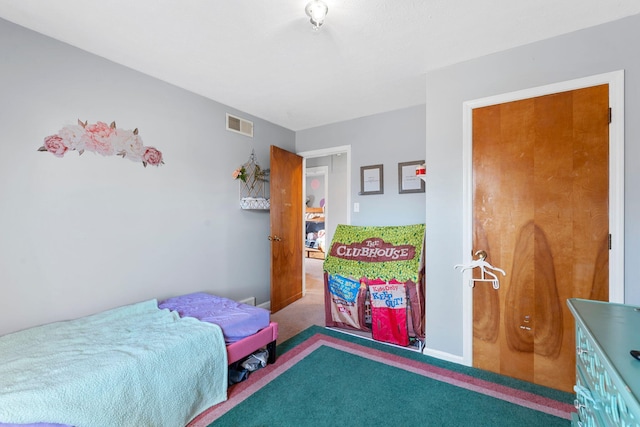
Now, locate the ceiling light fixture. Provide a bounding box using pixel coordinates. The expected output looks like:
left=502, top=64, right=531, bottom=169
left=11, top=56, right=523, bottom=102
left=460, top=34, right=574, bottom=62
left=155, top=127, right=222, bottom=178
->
left=305, top=0, right=328, bottom=30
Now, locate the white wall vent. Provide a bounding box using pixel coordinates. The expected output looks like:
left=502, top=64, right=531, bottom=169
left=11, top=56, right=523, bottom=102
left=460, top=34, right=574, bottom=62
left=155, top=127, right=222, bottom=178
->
left=226, top=113, right=253, bottom=137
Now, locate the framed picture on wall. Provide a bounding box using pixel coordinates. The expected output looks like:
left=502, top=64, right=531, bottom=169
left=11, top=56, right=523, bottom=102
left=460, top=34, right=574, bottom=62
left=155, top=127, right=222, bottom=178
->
left=359, top=164, right=384, bottom=195
left=398, top=160, right=425, bottom=194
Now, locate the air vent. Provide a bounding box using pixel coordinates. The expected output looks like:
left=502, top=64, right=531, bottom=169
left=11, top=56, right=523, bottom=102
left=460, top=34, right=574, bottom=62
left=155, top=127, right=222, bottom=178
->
left=226, top=113, right=253, bottom=137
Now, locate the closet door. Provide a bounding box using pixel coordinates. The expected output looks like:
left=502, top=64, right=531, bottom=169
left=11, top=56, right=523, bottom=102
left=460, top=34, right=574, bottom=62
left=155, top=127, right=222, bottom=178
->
left=472, top=84, right=609, bottom=392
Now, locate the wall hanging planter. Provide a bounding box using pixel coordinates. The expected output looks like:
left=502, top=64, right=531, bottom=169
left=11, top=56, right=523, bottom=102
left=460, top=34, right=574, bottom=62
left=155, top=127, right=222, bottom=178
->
left=239, top=197, right=271, bottom=210
left=232, top=150, right=270, bottom=210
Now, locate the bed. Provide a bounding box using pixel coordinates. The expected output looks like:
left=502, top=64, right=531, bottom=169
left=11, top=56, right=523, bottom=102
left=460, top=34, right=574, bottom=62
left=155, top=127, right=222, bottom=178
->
left=305, top=206, right=326, bottom=257
left=0, top=293, right=278, bottom=427
left=158, top=292, right=278, bottom=365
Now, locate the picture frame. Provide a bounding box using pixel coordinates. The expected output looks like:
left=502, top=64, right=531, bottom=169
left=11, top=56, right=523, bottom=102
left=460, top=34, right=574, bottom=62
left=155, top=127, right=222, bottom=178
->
left=359, top=164, right=384, bottom=195
left=398, top=160, right=425, bottom=194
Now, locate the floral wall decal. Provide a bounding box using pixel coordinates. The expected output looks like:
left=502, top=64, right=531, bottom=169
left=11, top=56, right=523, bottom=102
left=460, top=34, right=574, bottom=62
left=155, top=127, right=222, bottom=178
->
left=38, top=119, right=164, bottom=167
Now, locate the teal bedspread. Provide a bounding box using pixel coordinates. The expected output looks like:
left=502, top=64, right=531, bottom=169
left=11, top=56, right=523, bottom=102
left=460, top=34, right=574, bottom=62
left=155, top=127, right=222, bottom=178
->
left=0, top=299, right=228, bottom=426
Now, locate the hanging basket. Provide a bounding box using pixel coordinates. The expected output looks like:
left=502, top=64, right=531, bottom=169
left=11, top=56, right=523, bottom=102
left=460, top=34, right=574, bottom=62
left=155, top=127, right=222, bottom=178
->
left=240, top=197, right=270, bottom=210
left=236, top=150, right=270, bottom=210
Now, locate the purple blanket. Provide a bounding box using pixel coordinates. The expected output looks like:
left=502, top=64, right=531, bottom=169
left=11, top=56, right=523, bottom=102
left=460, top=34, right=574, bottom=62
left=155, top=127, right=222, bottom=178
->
left=158, top=292, right=270, bottom=344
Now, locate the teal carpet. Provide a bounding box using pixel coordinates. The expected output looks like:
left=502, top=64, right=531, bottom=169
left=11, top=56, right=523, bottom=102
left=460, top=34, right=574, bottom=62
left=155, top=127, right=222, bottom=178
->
left=207, top=326, right=573, bottom=426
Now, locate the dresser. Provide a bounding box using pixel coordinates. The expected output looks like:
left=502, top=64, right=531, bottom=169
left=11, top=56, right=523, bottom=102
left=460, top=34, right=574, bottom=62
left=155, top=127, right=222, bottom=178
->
left=567, top=298, right=640, bottom=426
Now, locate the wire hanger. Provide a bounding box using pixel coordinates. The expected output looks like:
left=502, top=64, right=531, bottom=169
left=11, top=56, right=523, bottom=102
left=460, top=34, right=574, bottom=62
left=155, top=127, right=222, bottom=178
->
left=454, top=250, right=505, bottom=290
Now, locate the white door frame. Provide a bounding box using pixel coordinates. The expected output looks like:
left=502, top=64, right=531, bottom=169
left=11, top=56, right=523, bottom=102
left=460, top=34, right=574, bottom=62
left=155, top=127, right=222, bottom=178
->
left=460, top=70, right=625, bottom=366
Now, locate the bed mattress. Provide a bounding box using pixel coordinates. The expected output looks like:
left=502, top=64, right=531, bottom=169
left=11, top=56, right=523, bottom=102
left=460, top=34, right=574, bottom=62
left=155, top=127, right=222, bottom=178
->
left=0, top=299, right=227, bottom=427
left=158, top=292, right=270, bottom=344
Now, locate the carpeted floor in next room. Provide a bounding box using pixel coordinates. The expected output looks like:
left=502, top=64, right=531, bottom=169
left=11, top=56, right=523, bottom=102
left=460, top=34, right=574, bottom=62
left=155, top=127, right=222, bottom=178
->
left=270, top=257, right=326, bottom=343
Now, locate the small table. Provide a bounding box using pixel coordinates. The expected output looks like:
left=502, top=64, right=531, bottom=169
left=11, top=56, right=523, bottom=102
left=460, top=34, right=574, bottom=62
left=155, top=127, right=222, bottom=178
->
left=305, top=247, right=322, bottom=258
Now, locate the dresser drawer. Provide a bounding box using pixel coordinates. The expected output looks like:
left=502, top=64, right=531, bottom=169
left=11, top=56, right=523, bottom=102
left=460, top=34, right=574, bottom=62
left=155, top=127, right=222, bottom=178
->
left=574, top=364, right=607, bottom=426
left=575, top=322, right=639, bottom=426
left=570, top=300, right=640, bottom=427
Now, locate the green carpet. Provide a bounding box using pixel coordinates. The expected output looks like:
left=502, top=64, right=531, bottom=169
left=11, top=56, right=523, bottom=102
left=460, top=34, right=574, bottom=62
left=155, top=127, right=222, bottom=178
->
left=207, top=326, right=573, bottom=426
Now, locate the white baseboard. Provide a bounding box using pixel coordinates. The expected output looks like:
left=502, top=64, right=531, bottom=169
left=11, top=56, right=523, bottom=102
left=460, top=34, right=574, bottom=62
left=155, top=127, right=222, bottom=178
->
left=422, top=347, right=468, bottom=366
left=258, top=300, right=270, bottom=310
left=238, top=296, right=256, bottom=306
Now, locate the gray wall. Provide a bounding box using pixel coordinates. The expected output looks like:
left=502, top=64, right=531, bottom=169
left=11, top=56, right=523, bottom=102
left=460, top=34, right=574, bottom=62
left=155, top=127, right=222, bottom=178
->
left=305, top=174, right=325, bottom=208
left=0, top=18, right=294, bottom=335
left=425, top=14, right=640, bottom=357
left=297, top=105, right=427, bottom=227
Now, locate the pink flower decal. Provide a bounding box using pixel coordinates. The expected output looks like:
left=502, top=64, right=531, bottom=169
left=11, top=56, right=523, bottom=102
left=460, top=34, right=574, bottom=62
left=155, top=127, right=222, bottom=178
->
left=113, top=128, right=145, bottom=162
left=85, top=136, right=115, bottom=156
left=84, top=121, right=116, bottom=156
left=38, top=119, right=164, bottom=168
left=142, top=147, right=164, bottom=167
left=85, top=121, right=115, bottom=139
left=57, top=124, right=88, bottom=152
left=42, top=135, right=69, bottom=157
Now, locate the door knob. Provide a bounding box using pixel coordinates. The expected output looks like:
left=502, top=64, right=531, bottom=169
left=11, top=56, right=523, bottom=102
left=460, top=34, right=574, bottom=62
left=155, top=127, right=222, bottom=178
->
left=268, top=235, right=282, bottom=241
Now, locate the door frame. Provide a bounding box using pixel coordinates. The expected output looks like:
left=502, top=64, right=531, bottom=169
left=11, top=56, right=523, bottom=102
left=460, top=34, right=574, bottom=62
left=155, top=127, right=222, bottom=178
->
left=298, top=145, right=352, bottom=293
left=460, top=70, right=625, bottom=366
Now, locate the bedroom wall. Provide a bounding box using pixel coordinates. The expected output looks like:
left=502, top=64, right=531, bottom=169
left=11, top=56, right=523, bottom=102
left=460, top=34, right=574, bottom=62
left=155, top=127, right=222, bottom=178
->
left=0, top=18, right=295, bottom=336
left=304, top=174, right=325, bottom=208
left=424, top=13, right=640, bottom=358
left=296, top=104, right=427, bottom=228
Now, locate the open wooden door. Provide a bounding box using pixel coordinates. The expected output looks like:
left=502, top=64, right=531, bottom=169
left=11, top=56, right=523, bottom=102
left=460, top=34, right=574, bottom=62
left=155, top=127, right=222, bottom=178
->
left=269, top=145, right=303, bottom=313
left=472, top=84, right=610, bottom=392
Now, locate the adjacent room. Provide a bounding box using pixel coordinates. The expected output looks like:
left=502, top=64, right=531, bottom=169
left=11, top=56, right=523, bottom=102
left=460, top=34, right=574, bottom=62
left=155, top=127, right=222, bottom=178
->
left=2, top=1, right=640, bottom=425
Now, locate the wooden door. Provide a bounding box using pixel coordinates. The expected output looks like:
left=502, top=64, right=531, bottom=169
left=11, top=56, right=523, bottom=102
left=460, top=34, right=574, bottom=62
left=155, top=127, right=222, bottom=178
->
left=270, top=145, right=303, bottom=313
left=472, top=85, right=609, bottom=392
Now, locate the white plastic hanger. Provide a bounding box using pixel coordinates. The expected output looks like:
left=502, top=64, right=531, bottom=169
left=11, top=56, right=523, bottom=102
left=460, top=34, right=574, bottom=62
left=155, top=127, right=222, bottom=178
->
left=454, top=250, right=505, bottom=289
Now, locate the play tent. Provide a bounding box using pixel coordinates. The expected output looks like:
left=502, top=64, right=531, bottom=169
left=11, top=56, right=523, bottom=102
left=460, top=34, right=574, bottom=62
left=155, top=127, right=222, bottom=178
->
left=323, top=224, right=426, bottom=347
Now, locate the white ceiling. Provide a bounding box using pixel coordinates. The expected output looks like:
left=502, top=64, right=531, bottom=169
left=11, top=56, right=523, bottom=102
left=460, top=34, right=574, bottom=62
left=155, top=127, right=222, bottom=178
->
left=1, top=1, right=639, bottom=131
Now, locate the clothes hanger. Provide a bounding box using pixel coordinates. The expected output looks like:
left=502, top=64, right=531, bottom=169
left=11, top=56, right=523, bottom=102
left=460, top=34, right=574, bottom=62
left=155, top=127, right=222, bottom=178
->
left=454, top=250, right=505, bottom=290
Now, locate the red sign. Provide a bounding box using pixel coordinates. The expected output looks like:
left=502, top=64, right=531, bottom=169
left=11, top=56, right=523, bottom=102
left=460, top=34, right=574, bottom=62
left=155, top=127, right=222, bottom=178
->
left=329, top=237, right=415, bottom=262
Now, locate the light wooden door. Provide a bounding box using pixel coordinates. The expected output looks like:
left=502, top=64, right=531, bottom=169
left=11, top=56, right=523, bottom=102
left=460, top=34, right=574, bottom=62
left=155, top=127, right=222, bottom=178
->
left=270, top=145, right=303, bottom=313
left=472, top=84, right=609, bottom=392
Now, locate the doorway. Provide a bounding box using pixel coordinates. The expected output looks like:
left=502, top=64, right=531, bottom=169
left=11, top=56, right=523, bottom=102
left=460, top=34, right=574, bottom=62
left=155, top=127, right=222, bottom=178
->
left=305, top=165, right=328, bottom=257
left=304, top=166, right=328, bottom=299
left=461, top=71, right=625, bottom=391
left=298, top=145, right=352, bottom=295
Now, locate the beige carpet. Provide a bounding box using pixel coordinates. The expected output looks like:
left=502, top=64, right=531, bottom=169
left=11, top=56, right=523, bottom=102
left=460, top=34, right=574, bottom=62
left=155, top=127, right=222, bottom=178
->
left=270, top=257, right=325, bottom=343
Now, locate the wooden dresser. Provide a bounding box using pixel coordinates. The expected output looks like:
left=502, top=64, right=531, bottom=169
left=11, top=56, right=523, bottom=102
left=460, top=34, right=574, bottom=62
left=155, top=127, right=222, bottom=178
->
left=567, top=298, right=640, bottom=426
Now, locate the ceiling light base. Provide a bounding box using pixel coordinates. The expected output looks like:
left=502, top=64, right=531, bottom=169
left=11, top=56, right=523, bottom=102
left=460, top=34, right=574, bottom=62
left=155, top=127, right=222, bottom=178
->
left=305, top=0, right=328, bottom=30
